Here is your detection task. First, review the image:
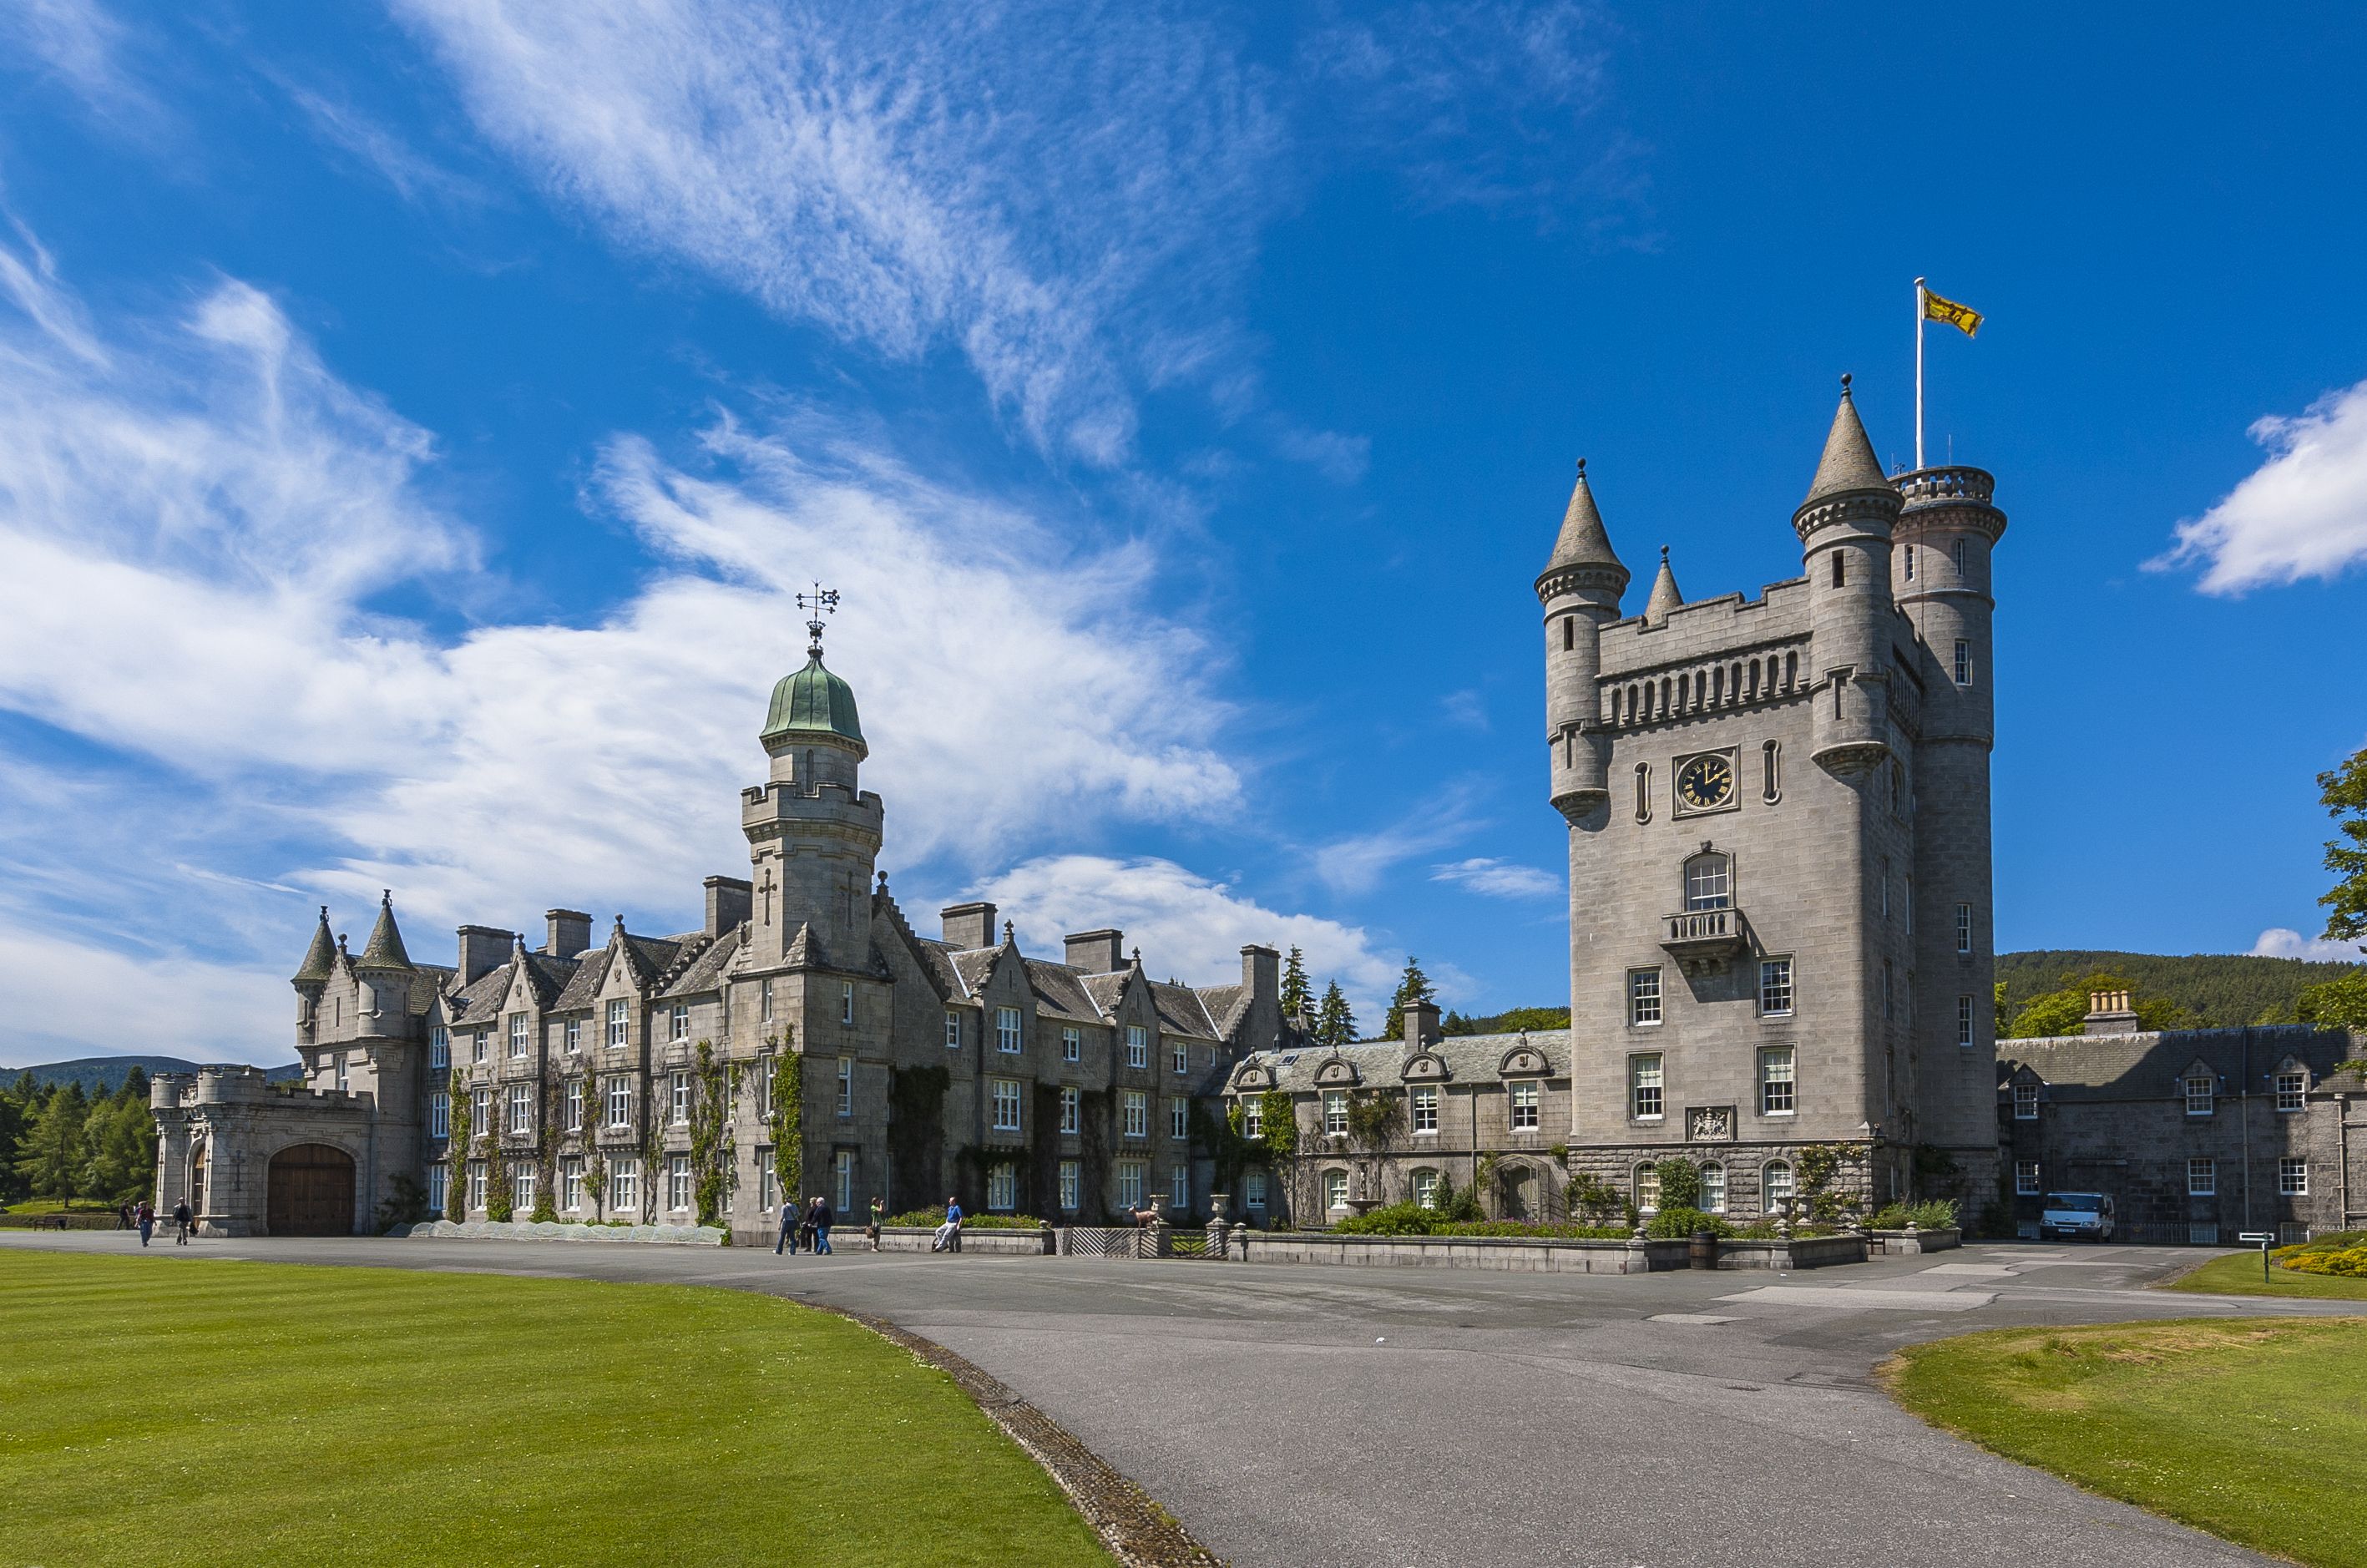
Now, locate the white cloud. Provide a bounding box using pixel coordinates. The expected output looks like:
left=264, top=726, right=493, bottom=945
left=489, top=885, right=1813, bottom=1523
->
left=1308, top=795, right=1479, bottom=896
left=0, top=928, right=287, bottom=1067
left=974, top=853, right=1397, bottom=1016
left=1431, top=857, right=1559, bottom=900
left=2158, top=379, right=2367, bottom=593
left=2250, top=927, right=2365, bottom=964
left=0, top=0, right=164, bottom=129
left=276, top=80, right=487, bottom=208
left=396, top=0, right=1282, bottom=463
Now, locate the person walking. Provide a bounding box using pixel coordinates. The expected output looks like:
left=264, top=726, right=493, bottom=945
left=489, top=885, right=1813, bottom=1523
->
left=812, top=1195, right=833, bottom=1255
left=171, top=1199, right=193, bottom=1245
left=867, top=1195, right=884, bottom=1252
left=116, top=1201, right=133, bottom=1231
left=136, top=1200, right=154, bottom=1248
left=774, top=1195, right=799, bottom=1256
left=797, top=1199, right=819, bottom=1255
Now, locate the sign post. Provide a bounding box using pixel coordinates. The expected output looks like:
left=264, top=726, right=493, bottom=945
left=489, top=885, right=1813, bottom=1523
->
left=2238, top=1231, right=2274, bottom=1283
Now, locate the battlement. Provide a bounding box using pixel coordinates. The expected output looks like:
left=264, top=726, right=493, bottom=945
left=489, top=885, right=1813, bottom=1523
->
left=169, top=1065, right=376, bottom=1114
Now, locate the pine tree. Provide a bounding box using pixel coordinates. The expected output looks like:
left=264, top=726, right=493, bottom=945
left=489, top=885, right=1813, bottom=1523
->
left=1383, top=956, right=1437, bottom=1039
left=119, top=1064, right=150, bottom=1106
left=16, top=1083, right=89, bottom=1206
left=1313, top=982, right=1358, bottom=1050
left=1279, top=947, right=1312, bottom=1031
left=82, top=1097, right=156, bottom=1205
left=0, top=1084, right=23, bottom=1205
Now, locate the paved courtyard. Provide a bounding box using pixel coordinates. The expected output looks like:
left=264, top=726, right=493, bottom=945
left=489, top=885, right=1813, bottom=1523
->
left=8, top=1232, right=2348, bottom=1566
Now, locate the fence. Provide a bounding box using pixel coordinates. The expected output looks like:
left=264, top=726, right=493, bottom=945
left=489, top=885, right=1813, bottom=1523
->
left=1056, top=1225, right=1223, bottom=1259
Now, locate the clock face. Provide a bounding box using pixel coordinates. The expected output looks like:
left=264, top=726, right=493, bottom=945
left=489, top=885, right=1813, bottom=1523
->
left=1676, top=753, right=1735, bottom=812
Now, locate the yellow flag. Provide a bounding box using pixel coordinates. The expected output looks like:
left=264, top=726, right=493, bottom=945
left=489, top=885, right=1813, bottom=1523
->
left=1923, top=287, right=1981, bottom=337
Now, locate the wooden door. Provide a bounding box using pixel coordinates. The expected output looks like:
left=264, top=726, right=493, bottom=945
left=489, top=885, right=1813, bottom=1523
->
left=266, top=1144, right=356, bottom=1236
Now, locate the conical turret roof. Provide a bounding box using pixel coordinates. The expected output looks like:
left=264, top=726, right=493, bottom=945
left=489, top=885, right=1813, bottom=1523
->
left=291, top=906, right=336, bottom=985
left=357, top=891, right=414, bottom=970
left=1543, top=463, right=1625, bottom=576
left=1803, top=377, right=1889, bottom=503
left=1642, top=548, right=1683, bottom=627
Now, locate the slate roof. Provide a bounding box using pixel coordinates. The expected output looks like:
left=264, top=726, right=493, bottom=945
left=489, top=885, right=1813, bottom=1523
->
left=1539, top=465, right=1626, bottom=580
left=553, top=947, right=614, bottom=1012
left=1802, top=381, right=1889, bottom=503
left=1998, top=1024, right=2364, bottom=1102
left=291, top=908, right=336, bottom=984
left=1147, top=980, right=1218, bottom=1039
left=358, top=896, right=414, bottom=970
left=1234, top=1029, right=1572, bottom=1092
left=441, top=964, right=514, bottom=1027
left=1194, top=983, right=1250, bottom=1040
left=659, top=925, right=742, bottom=998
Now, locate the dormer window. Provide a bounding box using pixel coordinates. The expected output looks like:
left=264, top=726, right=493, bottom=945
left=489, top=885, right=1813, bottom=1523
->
left=1682, top=852, right=1732, bottom=912
left=2013, top=1081, right=2040, bottom=1120
left=2275, top=1069, right=2307, bottom=1112
left=2183, top=1073, right=2214, bottom=1116
left=606, top=999, right=629, bottom=1048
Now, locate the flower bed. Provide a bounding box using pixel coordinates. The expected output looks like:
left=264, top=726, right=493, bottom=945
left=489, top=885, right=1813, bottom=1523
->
left=886, top=1208, right=1049, bottom=1231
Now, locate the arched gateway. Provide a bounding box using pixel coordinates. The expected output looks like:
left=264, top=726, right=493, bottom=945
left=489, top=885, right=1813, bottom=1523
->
left=266, top=1144, right=356, bottom=1236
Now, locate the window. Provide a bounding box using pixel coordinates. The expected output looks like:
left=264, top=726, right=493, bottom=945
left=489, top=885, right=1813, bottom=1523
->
left=1957, top=994, right=1974, bottom=1047
left=1562, top=616, right=1575, bottom=650
left=944, top=1010, right=961, bottom=1050
left=466, top=1161, right=487, bottom=1211
left=837, top=1056, right=853, bottom=1118
left=670, top=1003, right=690, bottom=1042
left=1630, top=1055, right=1663, bottom=1120
left=1324, top=1170, right=1349, bottom=1211
left=1830, top=550, right=1844, bottom=587
left=429, top=1092, right=450, bottom=1140
left=761, top=979, right=774, bottom=1023
left=472, top=1086, right=490, bottom=1135
left=429, top=1027, right=449, bottom=1069
left=1413, top=1169, right=1440, bottom=1208
left=1953, top=538, right=1969, bottom=576
left=2014, top=1161, right=2040, bottom=1196
left=1173, top=1042, right=1189, bottom=1075
left=1635, top=1162, right=1661, bottom=1213
left=758, top=1153, right=777, bottom=1214
left=1245, top=1170, right=1267, bottom=1210
left=2279, top=1158, right=2309, bottom=1196
left=1682, top=852, right=1732, bottom=912
left=1700, top=1162, right=1727, bottom=1214
left=1902, top=544, right=1914, bottom=582
left=508, top=1013, right=529, bottom=1058
left=1882, top=960, right=1894, bottom=1021
left=1117, top=1160, right=1145, bottom=1209
left=1953, top=639, right=1972, bottom=686
left=1126, top=1025, right=1149, bottom=1069
left=506, top=1083, right=532, bottom=1135
left=563, top=1157, right=584, bottom=1212
left=756, top=1054, right=774, bottom=1117
left=1058, top=1159, right=1080, bottom=1211
left=1242, top=1097, right=1264, bottom=1138
left=607, top=999, right=629, bottom=1047
left=1955, top=903, right=1973, bottom=954
left=609, top=1157, right=639, bottom=1213
left=1123, top=1090, right=1148, bottom=1138
left=1629, top=968, right=1663, bottom=1026
left=2013, top=1081, right=2040, bottom=1120
left=472, top=1032, right=487, bottom=1065
left=564, top=1078, right=584, bottom=1131
left=513, top=1166, right=535, bottom=1211
left=429, top=1164, right=448, bottom=1217
left=564, top=1018, right=581, bottom=1054
left=1323, top=1090, right=1349, bottom=1136
left=1634, top=761, right=1651, bottom=823
left=604, top=1075, right=632, bottom=1129
left=670, top=1070, right=690, bottom=1125
left=667, top=1154, right=692, bottom=1211
left=1062, top=1026, right=1080, bottom=1062
left=1059, top=1085, right=1080, bottom=1134
left=334, top=1053, right=349, bottom=1091
left=2275, top=1070, right=2306, bottom=1112
left=2184, top=1074, right=2215, bottom=1116
left=1510, top=1080, right=1540, bottom=1130
left=1171, top=1165, right=1190, bottom=1210
left=1758, top=958, right=1793, bottom=1016
left=994, top=1006, right=1021, bottom=1053
left=991, top=1078, right=1022, bottom=1132
left=1171, top=1100, right=1189, bottom=1141
left=1763, top=1160, right=1795, bottom=1209
left=1758, top=1048, right=1795, bottom=1115
left=840, top=982, right=855, bottom=1025
left=2188, top=1158, right=2216, bottom=1196
left=836, top=1150, right=854, bottom=1212
left=1412, top=1085, right=1439, bottom=1134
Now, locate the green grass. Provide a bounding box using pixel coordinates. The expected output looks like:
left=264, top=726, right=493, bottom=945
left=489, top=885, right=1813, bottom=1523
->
left=0, top=1251, right=1111, bottom=1566
left=1887, top=1317, right=2367, bottom=1567
left=2164, top=1249, right=2367, bottom=1301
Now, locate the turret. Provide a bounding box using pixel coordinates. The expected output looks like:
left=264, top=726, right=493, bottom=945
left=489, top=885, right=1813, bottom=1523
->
left=1893, top=463, right=2005, bottom=749
left=352, top=890, right=416, bottom=1039
left=1793, top=377, right=1902, bottom=776
left=1535, top=461, right=1630, bottom=823
left=291, top=905, right=335, bottom=1044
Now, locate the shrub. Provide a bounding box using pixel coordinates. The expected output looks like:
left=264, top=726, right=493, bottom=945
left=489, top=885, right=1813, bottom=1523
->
left=1653, top=1157, right=1702, bottom=1211
left=1565, top=1171, right=1624, bottom=1226
left=1644, top=1206, right=1730, bottom=1240
left=1428, top=1174, right=1485, bottom=1223
left=1869, top=1199, right=1960, bottom=1231
left=1329, top=1201, right=1626, bottom=1240
left=2281, top=1246, right=2367, bottom=1277
left=884, top=1207, right=1044, bottom=1230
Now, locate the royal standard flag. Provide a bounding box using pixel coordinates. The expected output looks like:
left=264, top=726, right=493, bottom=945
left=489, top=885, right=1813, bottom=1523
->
left=1922, top=287, right=1982, bottom=337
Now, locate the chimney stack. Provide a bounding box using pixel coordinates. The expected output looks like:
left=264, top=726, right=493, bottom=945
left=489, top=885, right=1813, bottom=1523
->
left=545, top=909, right=592, bottom=959
left=2083, top=989, right=2141, bottom=1034
left=703, top=877, right=752, bottom=938
left=456, top=924, right=510, bottom=984
left=1403, top=999, right=1442, bottom=1052
left=1065, top=928, right=1124, bottom=972
left=941, top=902, right=997, bottom=950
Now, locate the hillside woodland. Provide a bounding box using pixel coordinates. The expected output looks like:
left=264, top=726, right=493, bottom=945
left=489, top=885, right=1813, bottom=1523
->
left=0, top=1070, right=159, bottom=1209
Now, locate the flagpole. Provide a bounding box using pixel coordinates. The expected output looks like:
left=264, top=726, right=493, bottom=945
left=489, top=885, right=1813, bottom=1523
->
left=1913, top=276, right=1926, bottom=471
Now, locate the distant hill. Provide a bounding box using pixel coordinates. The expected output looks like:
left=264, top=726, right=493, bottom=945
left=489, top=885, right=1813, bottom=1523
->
left=1996, top=950, right=2364, bottom=1029
left=1, top=1055, right=302, bottom=1095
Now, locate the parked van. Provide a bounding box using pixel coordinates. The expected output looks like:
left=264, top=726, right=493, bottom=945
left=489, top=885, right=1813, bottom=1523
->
left=2040, top=1191, right=2116, bottom=1242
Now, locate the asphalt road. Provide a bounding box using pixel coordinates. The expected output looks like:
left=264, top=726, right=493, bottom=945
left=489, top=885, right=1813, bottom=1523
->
left=8, top=1232, right=2347, bottom=1567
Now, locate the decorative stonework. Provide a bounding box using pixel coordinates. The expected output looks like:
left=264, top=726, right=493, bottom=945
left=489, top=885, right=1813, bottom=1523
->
left=1686, top=1105, right=1736, bottom=1142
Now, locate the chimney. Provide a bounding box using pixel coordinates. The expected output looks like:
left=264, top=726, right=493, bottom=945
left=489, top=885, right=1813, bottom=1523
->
left=1065, top=928, right=1124, bottom=972
left=941, top=902, right=997, bottom=950
left=1403, top=999, right=1441, bottom=1052
left=703, top=876, right=752, bottom=938
left=2084, top=989, right=2140, bottom=1034
left=545, top=909, right=592, bottom=959
left=1242, top=944, right=1279, bottom=1004
left=456, top=924, right=510, bottom=984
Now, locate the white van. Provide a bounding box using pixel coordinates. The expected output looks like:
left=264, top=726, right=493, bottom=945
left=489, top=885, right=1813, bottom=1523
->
left=2040, top=1191, right=2116, bottom=1242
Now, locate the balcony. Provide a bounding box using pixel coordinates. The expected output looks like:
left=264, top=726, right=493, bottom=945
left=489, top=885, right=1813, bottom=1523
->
left=1661, top=908, right=1748, bottom=972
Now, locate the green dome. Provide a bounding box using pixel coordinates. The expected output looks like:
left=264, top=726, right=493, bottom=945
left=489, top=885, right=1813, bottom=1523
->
left=762, top=653, right=864, bottom=746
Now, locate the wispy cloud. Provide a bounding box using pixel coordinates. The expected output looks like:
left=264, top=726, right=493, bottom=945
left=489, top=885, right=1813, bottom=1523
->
left=2250, top=927, right=2364, bottom=964
left=276, top=79, right=487, bottom=208
left=2157, top=379, right=2367, bottom=593
left=1308, top=797, right=1477, bottom=897
left=1431, top=856, right=1559, bottom=899
left=0, top=0, right=167, bottom=131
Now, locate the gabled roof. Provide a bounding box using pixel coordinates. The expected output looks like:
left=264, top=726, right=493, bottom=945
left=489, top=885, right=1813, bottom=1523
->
left=1997, top=1024, right=2359, bottom=1103
left=442, top=964, right=514, bottom=1026
left=1194, top=983, right=1251, bottom=1040
left=1232, top=1029, right=1572, bottom=1092
left=553, top=947, right=615, bottom=1012
left=660, top=925, right=742, bottom=998
left=1147, top=980, right=1219, bottom=1039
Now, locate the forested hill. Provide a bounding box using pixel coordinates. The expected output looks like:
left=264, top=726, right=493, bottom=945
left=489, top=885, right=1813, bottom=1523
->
left=1996, top=950, right=2363, bottom=1028
left=0, top=1055, right=302, bottom=1094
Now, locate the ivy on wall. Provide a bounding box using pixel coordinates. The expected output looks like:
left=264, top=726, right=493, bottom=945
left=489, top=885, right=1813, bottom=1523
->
left=443, top=1067, right=471, bottom=1216
left=768, top=1034, right=802, bottom=1207
left=689, top=1042, right=731, bottom=1227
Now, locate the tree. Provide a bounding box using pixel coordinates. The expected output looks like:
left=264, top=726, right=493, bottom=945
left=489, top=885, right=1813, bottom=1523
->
left=16, top=1084, right=89, bottom=1206
left=1383, top=957, right=1437, bottom=1039
left=1312, top=982, right=1358, bottom=1050
left=2317, top=745, right=2367, bottom=948
left=81, top=1097, right=155, bottom=1205
left=1279, top=947, right=1312, bottom=1032
left=2003, top=970, right=2198, bottom=1039
left=119, top=1065, right=150, bottom=1106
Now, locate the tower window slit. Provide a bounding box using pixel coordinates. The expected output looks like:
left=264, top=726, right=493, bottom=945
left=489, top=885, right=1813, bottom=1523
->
left=1831, top=552, right=1845, bottom=588
left=1784, top=651, right=1798, bottom=689
left=1562, top=616, right=1575, bottom=651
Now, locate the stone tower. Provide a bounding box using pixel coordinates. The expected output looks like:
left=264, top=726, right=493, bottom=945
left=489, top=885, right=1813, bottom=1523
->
left=1545, top=383, right=2004, bottom=1218
left=741, top=627, right=883, bottom=971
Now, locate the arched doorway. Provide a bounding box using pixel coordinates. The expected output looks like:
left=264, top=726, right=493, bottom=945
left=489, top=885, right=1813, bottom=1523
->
left=189, top=1142, right=206, bottom=1215
left=267, top=1144, right=356, bottom=1236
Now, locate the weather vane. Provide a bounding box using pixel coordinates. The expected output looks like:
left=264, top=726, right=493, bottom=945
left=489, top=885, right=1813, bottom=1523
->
left=797, top=583, right=840, bottom=655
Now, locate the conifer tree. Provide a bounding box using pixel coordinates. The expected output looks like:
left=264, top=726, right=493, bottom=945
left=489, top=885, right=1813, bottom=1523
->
left=16, top=1083, right=89, bottom=1206
left=1313, top=982, right=1357, bottom=1050
left=1383, top=956, right=1437, bottom=1039
left=1279, top=947, right=1312, bottom=1031
left=82, top=1096, right=154, bottom=1205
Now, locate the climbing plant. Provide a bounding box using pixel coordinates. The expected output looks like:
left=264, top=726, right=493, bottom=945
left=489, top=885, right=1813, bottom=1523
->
left=443, top=1067, right=471, bottom=1217
left=530, top=1084, right=558, bottom=1222
left=689, top=1043, right=730, bottom=1227
left=768, top=1036, right=803, bottom=1208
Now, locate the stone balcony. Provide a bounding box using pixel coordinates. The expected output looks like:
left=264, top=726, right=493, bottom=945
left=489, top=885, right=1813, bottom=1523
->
left=1661, top=907, right=1748, bottom=973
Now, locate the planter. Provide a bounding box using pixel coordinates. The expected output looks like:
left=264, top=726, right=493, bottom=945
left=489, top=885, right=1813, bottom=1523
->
left=394, top=1219, right=725, bottom=1246
left=1868, top=1227, right=1960, bottom=1256
left=1711, top=1232, right=1866, bottom=1270
left=1237, top=1232, right=1692, bottom=1273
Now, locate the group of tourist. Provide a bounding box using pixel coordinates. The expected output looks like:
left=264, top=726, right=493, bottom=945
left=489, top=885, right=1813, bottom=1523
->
left=775, top=1193, right=891, bottom=1256
left=123, top=1199, right=194, bottom=1247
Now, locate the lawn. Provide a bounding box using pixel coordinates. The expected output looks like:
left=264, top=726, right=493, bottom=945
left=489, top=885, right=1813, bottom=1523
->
left=2165, top=1249, right=2367, bottom=1301
left=1886, top=1317, right=2367, bottom=1568
left=0, top=1250, right=1111, bottom=1566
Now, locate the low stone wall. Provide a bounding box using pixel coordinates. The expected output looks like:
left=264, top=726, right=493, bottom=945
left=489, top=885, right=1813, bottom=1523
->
left=1710, top=1233, right=1866, bottom=1270
left=394, top=1219, right=725, bottom=1246
left=1236, top=1232, right=1692, bottom=1272
left=873, top=1225, right=1056, bottom=1255
left=1867, top=1227, right=1960, bottom=1257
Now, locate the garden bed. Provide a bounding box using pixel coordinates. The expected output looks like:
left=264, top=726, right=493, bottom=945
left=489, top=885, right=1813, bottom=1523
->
left=1866, top=1227, right=1960, bottom=1256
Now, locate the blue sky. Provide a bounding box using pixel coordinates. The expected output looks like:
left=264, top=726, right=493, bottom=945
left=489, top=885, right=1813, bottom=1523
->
left=1, top=3, right=2361, bottom=1065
